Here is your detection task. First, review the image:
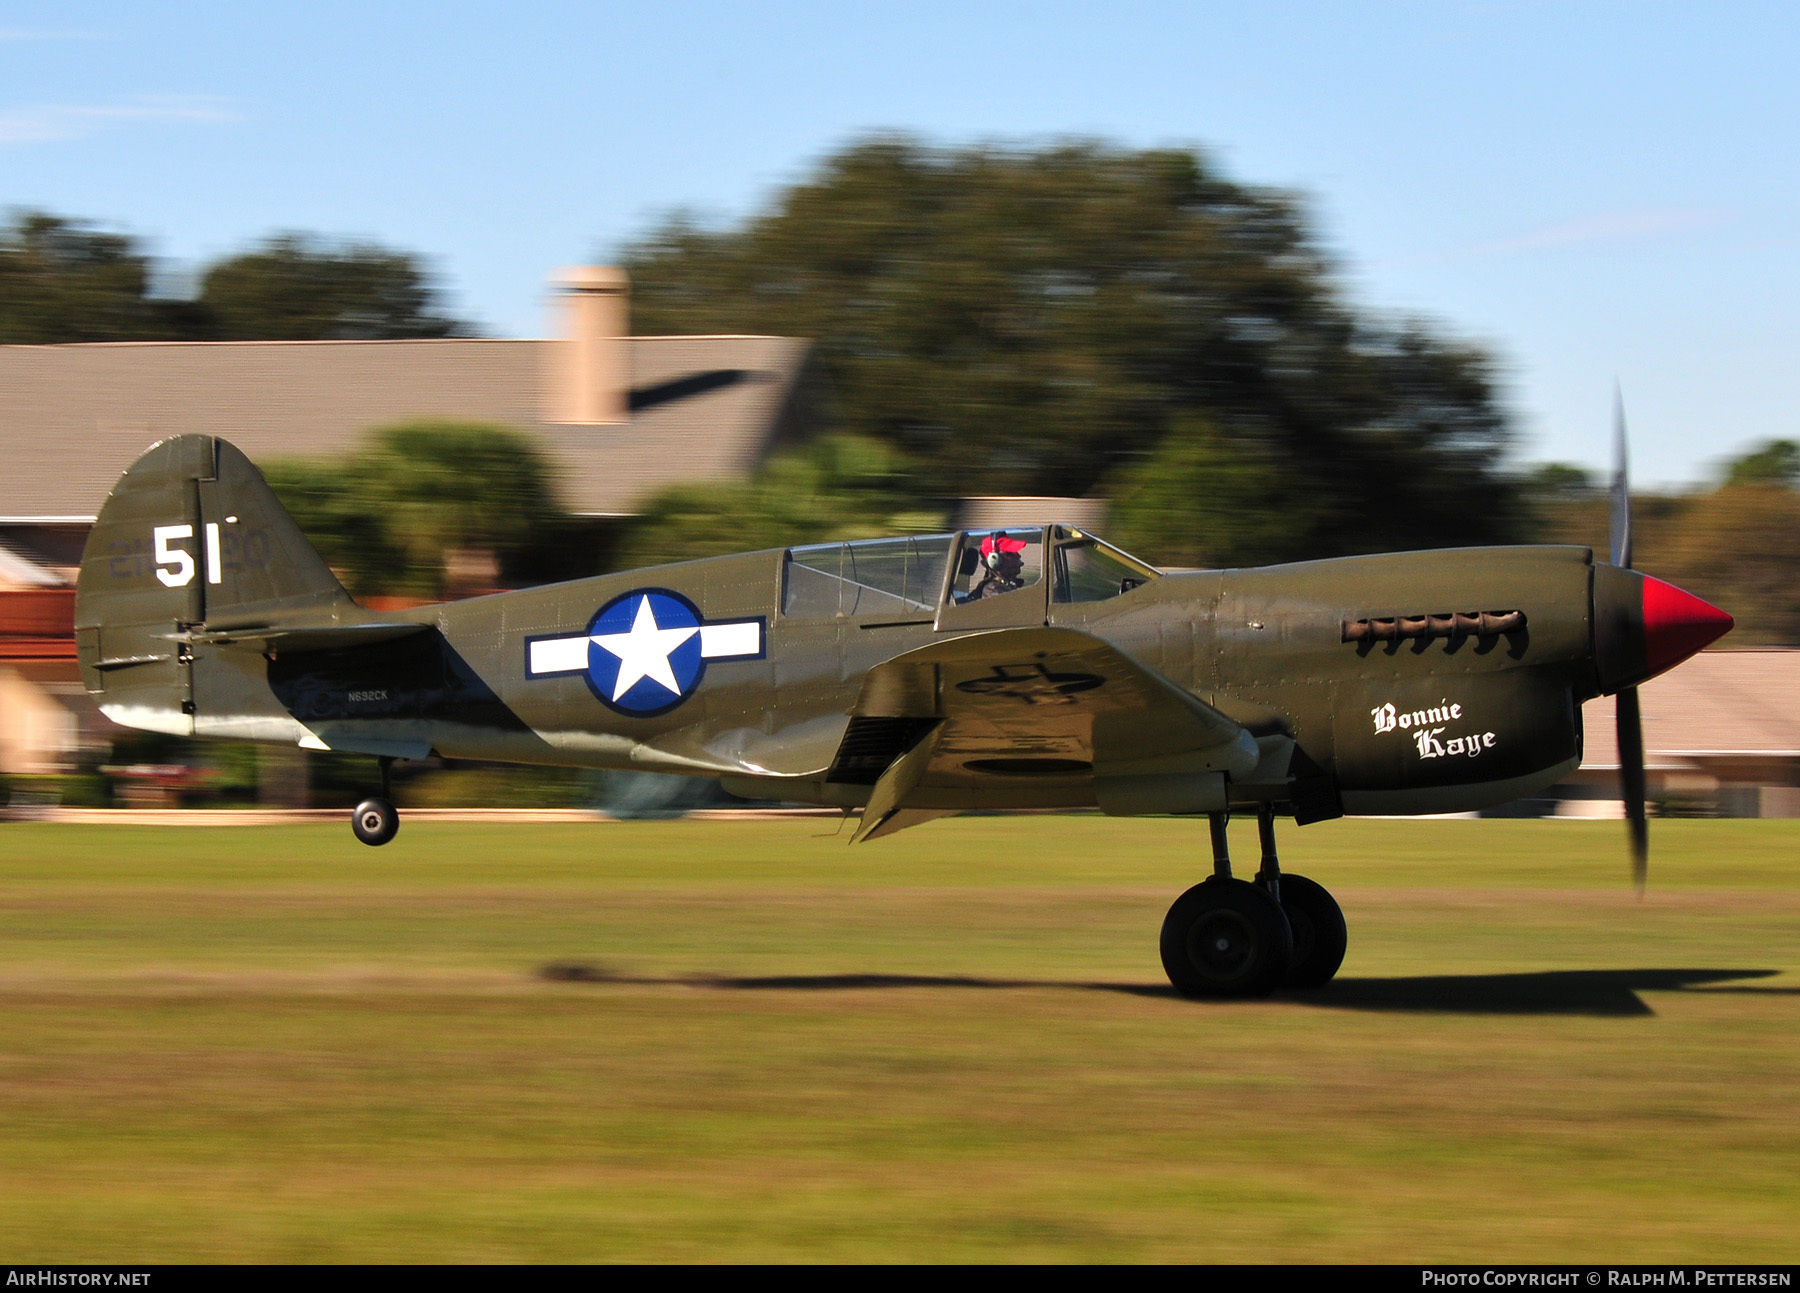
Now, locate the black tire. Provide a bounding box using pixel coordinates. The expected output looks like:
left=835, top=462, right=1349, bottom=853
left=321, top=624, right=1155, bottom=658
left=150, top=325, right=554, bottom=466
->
left=1275, top=873, right=1347, bottom=989
left=351, top=797, right=399, bottom=847
left=1159, top=878, right=1293, bottom=998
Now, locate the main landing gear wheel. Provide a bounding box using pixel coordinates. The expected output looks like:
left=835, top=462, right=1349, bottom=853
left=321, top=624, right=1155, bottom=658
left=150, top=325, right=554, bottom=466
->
left=1159, top=878, right=1293, bottom=998
left=351, top=797, right=399, bottom=846
left=1274, top=873, right=1347, bottom=989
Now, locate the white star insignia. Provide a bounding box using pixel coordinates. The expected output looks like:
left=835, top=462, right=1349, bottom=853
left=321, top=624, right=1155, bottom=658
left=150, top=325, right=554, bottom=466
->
left=590, top=595, right=698, bottom=701
left=524, top=595, right=762, bottom=702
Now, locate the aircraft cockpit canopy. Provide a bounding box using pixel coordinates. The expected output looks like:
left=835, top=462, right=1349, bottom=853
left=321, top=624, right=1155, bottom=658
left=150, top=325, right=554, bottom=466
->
left=1050, top=527, right=1160, bottom=603
left=784, top=534, right=952, bottom=619
left=781, top=527, right=1159, bottom=619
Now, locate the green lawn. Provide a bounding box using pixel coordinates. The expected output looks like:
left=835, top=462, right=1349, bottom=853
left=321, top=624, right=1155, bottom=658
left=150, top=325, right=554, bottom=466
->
left=0, top=816, right=1795, bottom=1262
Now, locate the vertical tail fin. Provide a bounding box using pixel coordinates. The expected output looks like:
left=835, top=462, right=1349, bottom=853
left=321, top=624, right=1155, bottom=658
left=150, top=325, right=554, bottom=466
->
left=77, top=434, right=350, bottom=626
left=74, top=435, right=355, bottom=734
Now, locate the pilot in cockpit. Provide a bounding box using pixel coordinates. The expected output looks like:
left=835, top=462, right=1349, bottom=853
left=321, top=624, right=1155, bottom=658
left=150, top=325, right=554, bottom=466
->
left=972, top=533, right=1028, bottom=599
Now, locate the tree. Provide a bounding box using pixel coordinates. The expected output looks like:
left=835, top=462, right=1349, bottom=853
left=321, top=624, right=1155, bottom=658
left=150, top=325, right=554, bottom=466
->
left=0, top=212, right=469, bottom=343
left=1108, top=416, right=1324, bottom=569
left=615, top=435, right=946, bottom=572
left=0, top=211, right=197, bottom=343
left=1725, top=439, right=1800, bottom=487
left=199, top=235, right=466, bottom=340
left=258, top=455, right=405, bottom=598
left=625, top=137, right=1522, bottom=566
left=263, top=421, right=566, bottom=598
left=1525, top=462, right=1599, bottom=499
left=1643, top=484, right=1800, bottom=645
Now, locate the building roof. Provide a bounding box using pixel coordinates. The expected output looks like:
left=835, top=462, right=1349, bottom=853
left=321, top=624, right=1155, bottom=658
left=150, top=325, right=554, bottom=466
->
left=0, top=335, right=810, bottom=519
left=957, top=497, right=1110, bottom=533
left=1581, top=649, right=1800, bottom=765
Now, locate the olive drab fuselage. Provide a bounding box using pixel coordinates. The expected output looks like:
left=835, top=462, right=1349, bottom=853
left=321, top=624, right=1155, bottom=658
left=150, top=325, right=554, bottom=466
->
left=76, top=436, right=1702, bottom=828
left=422, top=541, right=1596, bottom=819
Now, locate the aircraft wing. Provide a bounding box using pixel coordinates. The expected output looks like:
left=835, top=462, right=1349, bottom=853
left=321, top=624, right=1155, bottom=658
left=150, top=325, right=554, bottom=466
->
left=849, top=626, right=1259, bottom=840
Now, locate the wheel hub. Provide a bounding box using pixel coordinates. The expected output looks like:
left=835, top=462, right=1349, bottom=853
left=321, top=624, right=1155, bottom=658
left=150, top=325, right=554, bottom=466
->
left=1188, top=909, right=1256, bottom=979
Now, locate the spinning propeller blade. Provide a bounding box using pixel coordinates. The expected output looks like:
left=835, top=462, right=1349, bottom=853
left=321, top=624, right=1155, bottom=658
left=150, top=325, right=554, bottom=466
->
left=1610, top=385, right=1632, bottom=569
left=1617, top=686, right=1649, bottom=893
left=1611, top=387, right=1648, bottom=892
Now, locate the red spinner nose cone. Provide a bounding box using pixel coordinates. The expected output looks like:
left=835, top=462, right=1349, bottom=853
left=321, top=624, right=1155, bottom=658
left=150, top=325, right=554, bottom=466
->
left=1643, top=576, right=1733, bottom=676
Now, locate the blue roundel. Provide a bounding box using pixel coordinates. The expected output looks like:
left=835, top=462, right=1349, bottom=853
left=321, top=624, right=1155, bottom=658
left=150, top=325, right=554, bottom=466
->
left=585, top=589, right=706, bottom=716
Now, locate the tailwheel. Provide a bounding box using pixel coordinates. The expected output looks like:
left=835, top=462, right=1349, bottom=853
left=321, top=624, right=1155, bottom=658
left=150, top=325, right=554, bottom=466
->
left=1159, top=878, right=1293, bottom=998
left=351, top=756, right=399, bottom=847
left=351, top=797, right=399, bottom=847
left=1275, top=873, right=1347, bottom=989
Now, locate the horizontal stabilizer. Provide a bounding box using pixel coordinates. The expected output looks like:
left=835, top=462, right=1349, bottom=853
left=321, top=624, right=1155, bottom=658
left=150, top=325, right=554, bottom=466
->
left=164, top=621, right=432, bottom=653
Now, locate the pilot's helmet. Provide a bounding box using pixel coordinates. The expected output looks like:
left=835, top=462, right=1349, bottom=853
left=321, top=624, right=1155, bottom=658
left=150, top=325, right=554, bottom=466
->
left=980, top=533, right=1028, bottom=571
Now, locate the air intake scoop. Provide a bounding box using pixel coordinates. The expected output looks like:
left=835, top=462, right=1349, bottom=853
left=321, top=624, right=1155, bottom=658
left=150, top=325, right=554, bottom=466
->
left=1642, top=576, right=1733, bottom=677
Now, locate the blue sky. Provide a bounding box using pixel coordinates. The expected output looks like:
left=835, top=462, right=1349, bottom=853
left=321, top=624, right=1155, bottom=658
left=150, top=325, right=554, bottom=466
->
left=3, top=1, right=1795, bottom=487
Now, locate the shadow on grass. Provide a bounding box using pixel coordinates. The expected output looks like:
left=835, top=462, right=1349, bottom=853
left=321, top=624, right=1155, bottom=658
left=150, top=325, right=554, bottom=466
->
left=1283, top=967, right=1787, bottom=1016
left=538, top=963, right=1789, bottom=1016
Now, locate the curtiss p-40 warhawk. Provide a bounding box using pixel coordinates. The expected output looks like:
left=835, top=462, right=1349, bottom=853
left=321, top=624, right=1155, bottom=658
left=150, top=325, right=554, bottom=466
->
left=74, top=432, right=1732, bottom=997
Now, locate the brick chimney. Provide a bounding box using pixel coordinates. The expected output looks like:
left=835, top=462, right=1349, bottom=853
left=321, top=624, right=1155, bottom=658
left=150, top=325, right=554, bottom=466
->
left=542, top=266, right=630, bottom=424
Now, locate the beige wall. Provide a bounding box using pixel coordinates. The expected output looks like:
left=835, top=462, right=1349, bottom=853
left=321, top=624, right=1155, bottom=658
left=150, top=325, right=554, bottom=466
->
left=0, top=666, right=78, bottom=774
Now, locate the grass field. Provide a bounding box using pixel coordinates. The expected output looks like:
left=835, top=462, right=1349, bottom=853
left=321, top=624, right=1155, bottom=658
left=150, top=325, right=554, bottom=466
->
left=0, top=815, right=1795, bottom=1262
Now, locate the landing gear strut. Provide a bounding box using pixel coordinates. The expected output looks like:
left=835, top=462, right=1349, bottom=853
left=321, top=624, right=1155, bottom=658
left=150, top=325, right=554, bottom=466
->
left=1160, top=810, right=1292, bottom=998
left=351, top=756, right=399, bottom=847
left=1254, top=803, right=1347, bottom=989
left=1158, top=805, right=1346, bottom=997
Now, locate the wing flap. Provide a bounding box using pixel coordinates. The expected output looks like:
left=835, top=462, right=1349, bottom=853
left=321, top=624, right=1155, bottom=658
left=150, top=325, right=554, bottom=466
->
left=850, top=721, right=944, bottom=843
